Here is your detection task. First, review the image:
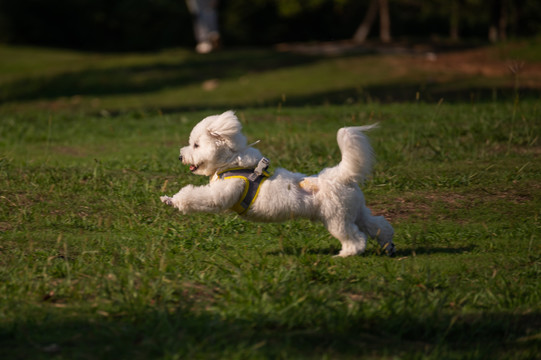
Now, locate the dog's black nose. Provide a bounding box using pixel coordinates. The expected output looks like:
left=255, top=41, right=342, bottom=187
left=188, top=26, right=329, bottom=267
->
left=179, top=155, right=183, bottom=162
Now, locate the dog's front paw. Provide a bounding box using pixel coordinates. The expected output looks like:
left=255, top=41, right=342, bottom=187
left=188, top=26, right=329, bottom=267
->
left=382, top=242, right=396, bottom=257
left=160, top=195, right=174, bottom=206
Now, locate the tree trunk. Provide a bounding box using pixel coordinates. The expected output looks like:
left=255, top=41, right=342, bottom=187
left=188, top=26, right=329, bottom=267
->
left=353, top=0, right=379, bottom=43
left=450, top=0, right=460, bottom=42
left=378, top=0, right=391, bottom=43
left=498, top=0, right=508, bottom=41
left=489, top=0, right=507, bottom=42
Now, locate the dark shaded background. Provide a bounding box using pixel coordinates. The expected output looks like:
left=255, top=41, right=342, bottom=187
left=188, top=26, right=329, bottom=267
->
left=0, top=0, right=540, bottom=51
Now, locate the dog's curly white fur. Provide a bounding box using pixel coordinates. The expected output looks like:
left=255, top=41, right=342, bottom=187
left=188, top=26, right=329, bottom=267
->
left=160, top=111, right=395, bottom=257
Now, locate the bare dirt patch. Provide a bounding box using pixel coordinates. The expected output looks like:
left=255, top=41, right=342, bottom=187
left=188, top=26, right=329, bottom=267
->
left=52, top=146, right=88, bottom=157
left=371, top=182, right=540, bottom=222
left=279, top=40, right=541, bottom=89
left=406, top=47, right=541, bottom=89
left=0, top=222, right=13, bottom=231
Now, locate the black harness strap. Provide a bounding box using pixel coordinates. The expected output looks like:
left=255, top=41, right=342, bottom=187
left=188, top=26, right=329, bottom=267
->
left=217, top=158, right=270, bottom=215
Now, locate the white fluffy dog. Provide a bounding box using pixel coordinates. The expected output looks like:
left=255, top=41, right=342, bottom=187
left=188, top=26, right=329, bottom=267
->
left=160, top=111, right=395, bottom=257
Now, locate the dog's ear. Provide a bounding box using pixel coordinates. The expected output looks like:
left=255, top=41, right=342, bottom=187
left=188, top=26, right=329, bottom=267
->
left=207, top=111, right=241, bottom=138
left=206, top=111, right=247, bottom=149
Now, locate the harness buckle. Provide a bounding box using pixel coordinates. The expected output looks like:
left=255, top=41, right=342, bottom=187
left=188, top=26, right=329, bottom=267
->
left=249, top=157, right=270, bottom=180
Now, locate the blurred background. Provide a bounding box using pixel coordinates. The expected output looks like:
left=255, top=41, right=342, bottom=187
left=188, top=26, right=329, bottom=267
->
left=0, top=0, right=540, bottom=114
left=1, top=0, right=539, bottom=51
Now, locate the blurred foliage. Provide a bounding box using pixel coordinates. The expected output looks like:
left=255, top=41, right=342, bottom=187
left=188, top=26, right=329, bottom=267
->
left=0, top=0, right=540, bottom=51
left=0, top=0, right=193, bottom=51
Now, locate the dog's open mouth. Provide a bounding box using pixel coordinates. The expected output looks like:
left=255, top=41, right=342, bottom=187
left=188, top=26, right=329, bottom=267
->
left=189, top=164, right=200, bottom=172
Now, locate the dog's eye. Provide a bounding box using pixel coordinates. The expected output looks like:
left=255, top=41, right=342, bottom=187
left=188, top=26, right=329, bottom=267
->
left=193, top=143, right=199, bottom=148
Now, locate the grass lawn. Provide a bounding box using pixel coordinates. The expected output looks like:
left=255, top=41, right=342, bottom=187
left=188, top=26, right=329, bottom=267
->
left=0, top=42, right=540, bottom=359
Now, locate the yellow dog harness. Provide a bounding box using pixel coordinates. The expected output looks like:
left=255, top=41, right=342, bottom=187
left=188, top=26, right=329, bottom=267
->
left=216, top=158, right=270, bottom=215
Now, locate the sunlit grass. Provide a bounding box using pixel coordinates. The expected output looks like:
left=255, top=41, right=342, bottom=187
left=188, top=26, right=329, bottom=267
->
left=2, top=42, right=540, bottom=115
left=1, top=100, right=540, bottom=358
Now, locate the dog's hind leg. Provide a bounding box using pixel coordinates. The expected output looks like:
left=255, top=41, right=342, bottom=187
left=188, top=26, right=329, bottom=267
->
left=357, top=207, right=395, bottom=256
left=325, top=220, right=367, bottom=257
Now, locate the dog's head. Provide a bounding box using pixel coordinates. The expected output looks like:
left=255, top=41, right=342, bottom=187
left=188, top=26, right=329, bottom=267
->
left=179, top=111, right=247, bottom=176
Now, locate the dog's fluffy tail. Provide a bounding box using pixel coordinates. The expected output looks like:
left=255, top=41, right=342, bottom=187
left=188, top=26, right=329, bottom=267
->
left=321, top=125, right=377, bottom=184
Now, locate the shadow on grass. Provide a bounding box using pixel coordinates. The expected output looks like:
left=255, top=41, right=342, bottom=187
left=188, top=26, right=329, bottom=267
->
left=266, top=245, right=476, bottom=257
left=3, top=47, right=540, bottom=110
left=281, top=84, right=541, bottom=105
left=1, top=306, right=539, bottom=358
left=0, top=50, right=318, bottom=103
left=111, top=82, right=541, bottom=116
left=266, top=244, right=341, bottom=257
left=394, top=245, right=477, bottom=257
